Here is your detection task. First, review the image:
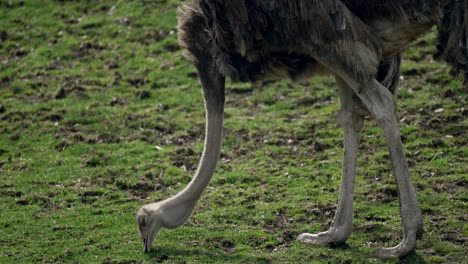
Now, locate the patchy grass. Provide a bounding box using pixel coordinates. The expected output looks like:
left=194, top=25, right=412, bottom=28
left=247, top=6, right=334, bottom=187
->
left=0, top=1, right=466, bottom=263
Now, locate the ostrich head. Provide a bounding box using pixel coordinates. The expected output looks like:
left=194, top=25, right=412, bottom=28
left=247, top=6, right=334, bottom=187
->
left=136, top=190, right=200, bottom=252
left=136, top=204, right=163, bottom=253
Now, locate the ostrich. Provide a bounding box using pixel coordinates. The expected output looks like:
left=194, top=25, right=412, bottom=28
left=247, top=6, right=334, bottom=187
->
left=137, top=0, right=467, bottom=259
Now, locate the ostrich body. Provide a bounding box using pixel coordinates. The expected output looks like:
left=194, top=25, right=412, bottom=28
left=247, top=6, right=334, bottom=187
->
left=137, top=0, right=468, bottom=259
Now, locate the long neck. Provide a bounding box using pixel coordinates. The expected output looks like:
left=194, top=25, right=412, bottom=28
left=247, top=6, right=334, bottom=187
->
left=159, top=105, right=223, bottom=229
left=171, top=60, right=225, bottom=204
left=160, top=55, right=225, bottom=228
left=175, top=109, right=223, bottom=202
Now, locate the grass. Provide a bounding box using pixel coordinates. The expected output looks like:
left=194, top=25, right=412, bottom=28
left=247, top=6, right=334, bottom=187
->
left=0, top=1, right=467, bottom=263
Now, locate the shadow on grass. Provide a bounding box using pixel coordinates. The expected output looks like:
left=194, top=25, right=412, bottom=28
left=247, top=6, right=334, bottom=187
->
left=145, top=242, right=426, bottom=263
left=328, top=243, right=427, bottom=263
left=147, top=245, right=271, bottom=263
left=329, top=242, right=350, bottom=250
left=397, top=251, right=427, bottom=264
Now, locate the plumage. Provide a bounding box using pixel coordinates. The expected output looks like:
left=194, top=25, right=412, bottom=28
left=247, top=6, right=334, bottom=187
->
left=179, top=0, right=467, bottom=85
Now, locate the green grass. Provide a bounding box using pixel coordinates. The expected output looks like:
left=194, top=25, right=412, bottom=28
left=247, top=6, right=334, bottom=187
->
left=1, top=1, right=467, bottom=263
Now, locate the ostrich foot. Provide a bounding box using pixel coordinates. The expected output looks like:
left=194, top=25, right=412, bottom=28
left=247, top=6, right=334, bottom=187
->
left=370, top=240, right=415, bottom=259
left=370, top=226, right=423, bottom=259
left=297, top=227, right=352, bottom=246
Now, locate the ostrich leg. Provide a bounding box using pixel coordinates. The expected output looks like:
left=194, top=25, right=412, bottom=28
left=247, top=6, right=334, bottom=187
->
left=342, top=77, right=423, bottom=258
left=298, top=78, right=364, bottom=245
left=137, top=54, right=225, bottom=252
left=311, top=46, right=423, bottom=258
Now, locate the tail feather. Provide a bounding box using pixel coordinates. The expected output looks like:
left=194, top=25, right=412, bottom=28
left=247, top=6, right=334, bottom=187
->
left=435, top=0, right=468, bottom=86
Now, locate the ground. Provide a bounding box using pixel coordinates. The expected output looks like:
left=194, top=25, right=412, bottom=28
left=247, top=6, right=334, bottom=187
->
left=0, top=1, right=466, bottom=263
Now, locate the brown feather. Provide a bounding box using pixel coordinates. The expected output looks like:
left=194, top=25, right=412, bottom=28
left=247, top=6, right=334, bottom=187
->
left=178, top=0, right=467, bottom=85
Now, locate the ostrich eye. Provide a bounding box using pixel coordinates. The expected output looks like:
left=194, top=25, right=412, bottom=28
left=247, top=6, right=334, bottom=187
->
left=139, top=217, right=146, bottom=230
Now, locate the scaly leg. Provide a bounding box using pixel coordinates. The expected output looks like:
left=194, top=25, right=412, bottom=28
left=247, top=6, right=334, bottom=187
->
left=298, top=78, right=364, bottom=245
left=311, top=45, right=423, bottom=257
left=343, top=77, right=423, bottom=258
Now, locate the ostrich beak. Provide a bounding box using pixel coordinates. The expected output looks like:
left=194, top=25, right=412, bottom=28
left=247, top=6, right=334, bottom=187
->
left=144, top=238, right=151, bottom=253
left=143, top=238, right=151, bottom=253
